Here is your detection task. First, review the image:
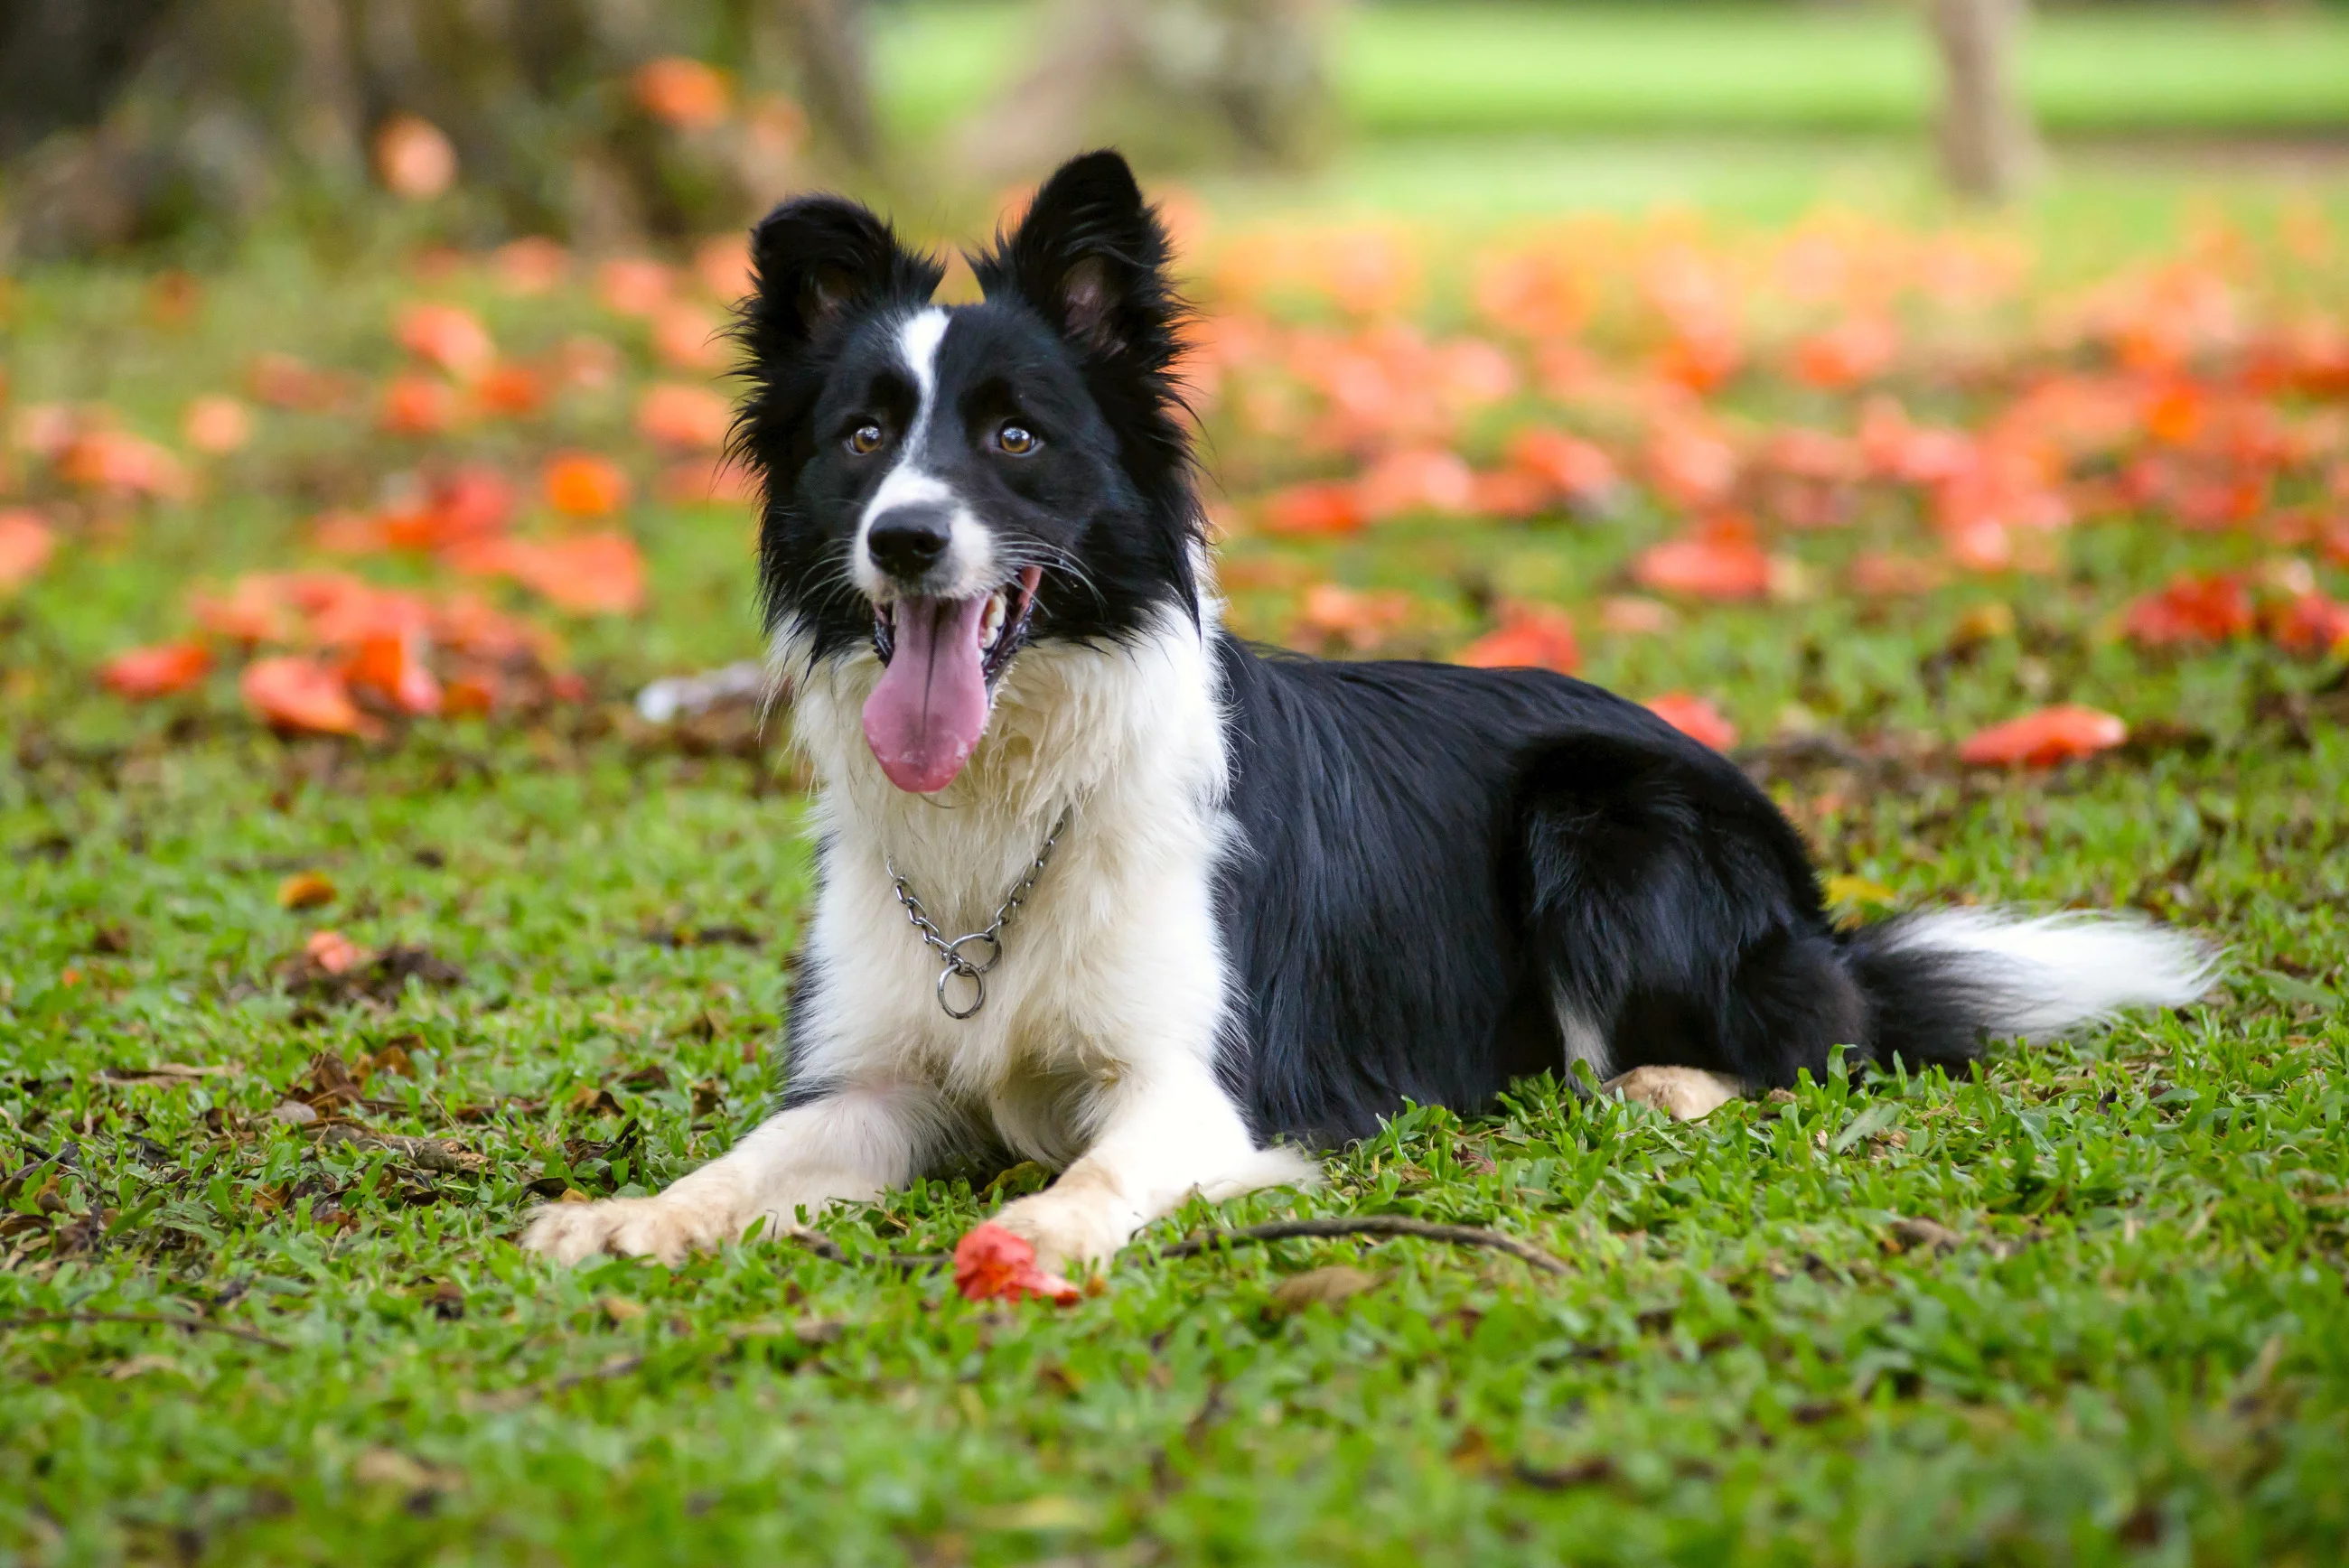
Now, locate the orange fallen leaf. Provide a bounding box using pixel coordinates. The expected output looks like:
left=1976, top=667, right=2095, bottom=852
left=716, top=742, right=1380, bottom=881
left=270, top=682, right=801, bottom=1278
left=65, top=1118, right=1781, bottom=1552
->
left=693, top=235, right=754, bottom=303
left=1456, top=602, right=1578, bottom=674
left=396, top=302, right=495, bottom=380
left=304, top=929, right=363, bottom=975
left=474, top=363, right=547, bottom=418
left=1597, top=595, right=1677, bottom=636
left=1506, top=428, right=1618, bottom=504
left=0, top=509, right=56, bottom=590
left=343, top=631, right=444, bottom=716
left=277, top=872, right=337, bottom=911
left=182, top=394, right=253, bottom=454
left=1260, top=481, right=1364, bottom=538
left=1645, top=693, right=1738, bottom=751
left=241, top=656, right=379, bottom=738
left=491, top=534, right=647, bottom=615
left=1633, top=520, right=1773, bottom=601
left=56, top=430, right=188, bottom=499
left=633, top=57, right=732, bottom=131
left=1296, top=582, right=1414, bottom=652
left=598, top=258, right=672, bottom=318
left=953, top=1222, right=1081, bottom=1305
left=100, top=641, right=211, bottom=698
left=379, top=375, right=458, bottom=436
left=1357, top=446, right=1475, bottom=519
left=2121, top=573, right=2253, bottom=648
left=634, top=383, right=732, bottom=451
left=1790, top=315, right=1898, bottom=390
left=650, top=304, right=728, bottom=372
left=492, top=238, right=569, bottom=295
left=2266, top=592, right=2349, bottom=658
left=1959, top=705, right=2128, bottom=769
left=374, top=115, right=456, bottom=201
left=542, top=452, right=632, bottom=518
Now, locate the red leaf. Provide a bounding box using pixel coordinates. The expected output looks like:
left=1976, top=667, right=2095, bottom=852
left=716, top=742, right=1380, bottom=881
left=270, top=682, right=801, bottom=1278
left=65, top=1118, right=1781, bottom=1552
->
left=343, top=632, right=443, bottom=716
left=1645, top=693, right=1737, bottom=751
left=1456, top=602, right=1578, bottom=674
left=634, top=383, right=732, bottom=452
left=543, top=452, right=632, bottom=518
left=374, top=116, right=455, bottom=201
left=101, top=642, right=212, bottom=699
left=1632, top=518, right=1773, bottom=601
left=633, top=58, right=732, bottom=131
left=2121, top=573, right=2254, bottom=648
left=0, top=509, right=57, bottom=590
left=952, top=1223, right=1080, bottom=1305
left=2265, top=592, right=2349, bottom=658
left=1505, top=428, right=1617, bottom=503
left=241, top=656, right=379, bottom=738
left=1260, top=481, right=1365, bottom=538
left=396, top=302, right=495, bottom=379
left=1959, top=705, right=2128, bottom=768
left=182, top=394, right=253, bottom=454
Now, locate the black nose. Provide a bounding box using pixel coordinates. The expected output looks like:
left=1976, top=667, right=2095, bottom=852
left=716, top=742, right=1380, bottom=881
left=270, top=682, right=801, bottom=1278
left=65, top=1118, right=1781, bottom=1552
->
left=866, top=507, right=952, bottom=579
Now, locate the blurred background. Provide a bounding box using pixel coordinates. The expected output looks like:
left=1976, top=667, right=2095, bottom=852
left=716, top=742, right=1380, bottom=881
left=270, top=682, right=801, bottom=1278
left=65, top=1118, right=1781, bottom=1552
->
left=5, top=0, right=2346, bottom=258
left=2, top=1, right=2345, bottom=750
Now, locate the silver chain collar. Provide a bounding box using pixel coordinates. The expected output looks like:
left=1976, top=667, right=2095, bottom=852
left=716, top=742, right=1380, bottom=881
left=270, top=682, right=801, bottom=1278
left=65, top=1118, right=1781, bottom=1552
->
left=884, top=806, right=1073, bottom=1020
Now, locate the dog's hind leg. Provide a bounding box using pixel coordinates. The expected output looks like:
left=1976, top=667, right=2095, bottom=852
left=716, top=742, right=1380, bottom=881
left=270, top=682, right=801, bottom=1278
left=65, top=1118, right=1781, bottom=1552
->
left=521, top=1080, right=962, bottom=1265
left=1600, top=1066, right=1745, bottom=1122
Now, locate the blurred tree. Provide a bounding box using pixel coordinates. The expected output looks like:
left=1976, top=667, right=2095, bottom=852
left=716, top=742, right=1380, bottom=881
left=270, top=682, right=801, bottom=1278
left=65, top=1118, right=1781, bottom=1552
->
left=1933, top=0, right=2039, bottom=200
left=952, top=0, right=1335, bottom=186
left=0, top=0, right=875, bottom=260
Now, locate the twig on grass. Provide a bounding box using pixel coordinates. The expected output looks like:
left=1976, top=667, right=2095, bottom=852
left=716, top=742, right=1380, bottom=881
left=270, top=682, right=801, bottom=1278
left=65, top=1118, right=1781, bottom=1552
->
left=1152, top=1216, right=1570, bottom=1275
left=0, top=1311, right=290, bottom=1349
left=772, top=1221, right=950, bottom=1273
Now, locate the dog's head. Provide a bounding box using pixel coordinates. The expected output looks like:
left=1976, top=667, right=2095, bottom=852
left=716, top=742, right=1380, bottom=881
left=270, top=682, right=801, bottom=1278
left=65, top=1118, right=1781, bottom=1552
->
left=735, top=150, right=1200, bottom=795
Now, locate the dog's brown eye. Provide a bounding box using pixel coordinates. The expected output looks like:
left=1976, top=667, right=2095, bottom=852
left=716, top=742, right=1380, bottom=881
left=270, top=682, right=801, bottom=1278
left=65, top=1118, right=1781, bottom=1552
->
left=847, top=422, right=885, bottom=456
left=996, top=424, right=1038, bottom=456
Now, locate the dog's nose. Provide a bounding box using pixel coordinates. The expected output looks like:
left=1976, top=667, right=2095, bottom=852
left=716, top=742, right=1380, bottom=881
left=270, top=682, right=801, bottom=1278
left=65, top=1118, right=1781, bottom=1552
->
left=866, top=507, right=952, bottom=579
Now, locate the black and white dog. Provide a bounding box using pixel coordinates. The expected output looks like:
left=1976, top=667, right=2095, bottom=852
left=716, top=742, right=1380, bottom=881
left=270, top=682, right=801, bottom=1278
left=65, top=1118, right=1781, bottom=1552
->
left=526, top=152, right=2212, bottom=1269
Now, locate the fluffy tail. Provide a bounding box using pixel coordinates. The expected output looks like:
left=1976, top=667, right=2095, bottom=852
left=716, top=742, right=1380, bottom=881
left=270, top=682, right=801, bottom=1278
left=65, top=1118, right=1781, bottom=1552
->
left=1842, top=909, right=2219, bottom=1071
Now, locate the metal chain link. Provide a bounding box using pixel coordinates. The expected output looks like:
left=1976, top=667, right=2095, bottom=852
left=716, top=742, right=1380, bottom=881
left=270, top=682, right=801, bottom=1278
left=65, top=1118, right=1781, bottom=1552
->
left=884, top=805, right=1073, bottom=1020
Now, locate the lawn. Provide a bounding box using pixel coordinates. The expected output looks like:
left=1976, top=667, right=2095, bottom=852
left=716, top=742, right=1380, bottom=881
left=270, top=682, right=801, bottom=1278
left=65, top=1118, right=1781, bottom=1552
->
left=874, top=2, right=2349, bottom=141
left=6, top=148, right=2349, bottom=1564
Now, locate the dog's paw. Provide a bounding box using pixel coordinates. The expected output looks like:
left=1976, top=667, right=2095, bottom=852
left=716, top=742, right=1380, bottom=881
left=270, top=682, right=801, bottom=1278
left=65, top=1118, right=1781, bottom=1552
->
left=992, top=1182, right=1137, bottom=1274
left=519, top=1192, right=742, bottom=1266
left=1601, top=1066, right=1744, bottom=1123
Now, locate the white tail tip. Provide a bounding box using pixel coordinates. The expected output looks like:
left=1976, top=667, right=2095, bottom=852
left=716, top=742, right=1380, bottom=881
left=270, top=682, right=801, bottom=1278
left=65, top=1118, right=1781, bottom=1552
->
left=1879, top=909, right=2219, bottom=1040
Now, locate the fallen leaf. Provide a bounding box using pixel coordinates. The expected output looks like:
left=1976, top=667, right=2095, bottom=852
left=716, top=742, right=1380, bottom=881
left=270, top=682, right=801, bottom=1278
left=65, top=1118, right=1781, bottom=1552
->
left=0, top=509, right=59, bottom=590
left=374, top=116, right=455, bottom=201
left=182, top=394, right=252, bottom=453
left=634, top=383, right=732, bottom=451
left=1959, top=705, right=2128, bottom=768
left=2122, top=573, right=2253, bottom=648
left=1455, top=602, right=1578, bottom=674
left=1633, top=519, right=1773, bottom=601
left=597, top=258, right=673, bottom=318
left=542, top=452, right=631, bottom=518
left=276, top=871, right=337, bottom=911
left=492, top=237, right=569, bottom=294
left=241, top=657, right=379, bottom=738
left=634, top=57, right=732, bottom=130
left=599, top=1295, right=647, bottom=1324
left=379, top=375, right=458, bottom=436
left=1886, top=1217, right=1961, bottom=1254
left=953, top=1222, right=1081, bottom=1305
left=396, top=302, right=495, bottom=380
left=1260, top=481, right=1365, bottom=537
left=304, top=929, right=361, bottom=975
left=1646, top=692, right=1738, bottom=751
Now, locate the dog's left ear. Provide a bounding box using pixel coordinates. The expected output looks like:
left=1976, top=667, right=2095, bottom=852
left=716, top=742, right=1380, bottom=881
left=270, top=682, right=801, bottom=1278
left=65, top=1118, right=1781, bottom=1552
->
left=982, top=150, right=1178, bottom=364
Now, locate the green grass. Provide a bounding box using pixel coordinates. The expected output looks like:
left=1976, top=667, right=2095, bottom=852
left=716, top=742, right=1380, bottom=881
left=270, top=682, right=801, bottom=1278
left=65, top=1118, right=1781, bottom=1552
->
left=874, top=2, right=2349, bottom=141
left=6, top=164, right=2349, bottom=1564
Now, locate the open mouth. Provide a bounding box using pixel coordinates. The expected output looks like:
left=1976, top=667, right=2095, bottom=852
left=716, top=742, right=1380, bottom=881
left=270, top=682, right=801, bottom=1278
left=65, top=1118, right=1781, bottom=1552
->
left=860, top=565, right=1043, bottom=794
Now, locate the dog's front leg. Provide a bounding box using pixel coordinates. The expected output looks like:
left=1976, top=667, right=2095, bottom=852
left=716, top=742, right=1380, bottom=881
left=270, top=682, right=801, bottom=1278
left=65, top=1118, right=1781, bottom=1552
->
left=522, top=1082, right=951, bottom=1265
left=992, top=1060, right=1316, bottom=1273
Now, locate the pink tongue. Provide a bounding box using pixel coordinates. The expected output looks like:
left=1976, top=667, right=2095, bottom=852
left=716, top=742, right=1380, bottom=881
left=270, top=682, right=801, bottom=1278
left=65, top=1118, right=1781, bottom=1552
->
left=863, top=595, right=992, bottom=793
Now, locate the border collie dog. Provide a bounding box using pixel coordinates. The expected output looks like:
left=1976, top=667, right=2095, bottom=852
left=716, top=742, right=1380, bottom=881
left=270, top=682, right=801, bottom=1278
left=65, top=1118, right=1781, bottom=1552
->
left=526, top=151, right=2213, bottom=1269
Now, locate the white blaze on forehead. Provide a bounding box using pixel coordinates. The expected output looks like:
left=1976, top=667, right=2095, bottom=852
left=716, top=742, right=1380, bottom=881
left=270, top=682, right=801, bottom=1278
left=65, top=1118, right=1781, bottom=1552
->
left=854, top=306, right=994, bottom=598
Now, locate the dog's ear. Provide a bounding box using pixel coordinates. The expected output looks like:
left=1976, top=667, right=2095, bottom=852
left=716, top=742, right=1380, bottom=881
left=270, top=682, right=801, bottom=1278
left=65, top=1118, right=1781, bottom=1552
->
left=981, top=150, right=1180, bottom=365
left=744, top=195, right=941, bottom=354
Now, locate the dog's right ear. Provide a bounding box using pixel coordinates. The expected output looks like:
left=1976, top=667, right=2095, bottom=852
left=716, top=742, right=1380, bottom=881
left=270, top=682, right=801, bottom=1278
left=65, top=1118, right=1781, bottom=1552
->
left=743, top=196, right=941, bottom=355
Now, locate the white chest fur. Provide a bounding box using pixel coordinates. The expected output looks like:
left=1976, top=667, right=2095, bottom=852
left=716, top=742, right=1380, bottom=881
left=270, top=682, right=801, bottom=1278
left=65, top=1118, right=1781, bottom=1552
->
left=775, top=602, right=1237, bottom=1164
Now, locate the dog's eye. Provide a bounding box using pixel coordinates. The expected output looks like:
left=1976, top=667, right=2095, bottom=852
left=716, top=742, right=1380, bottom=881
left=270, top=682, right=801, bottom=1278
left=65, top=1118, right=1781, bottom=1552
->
left=846, top=422, right=886, bottom=456
left=995, top=424, right=1038, bottom=456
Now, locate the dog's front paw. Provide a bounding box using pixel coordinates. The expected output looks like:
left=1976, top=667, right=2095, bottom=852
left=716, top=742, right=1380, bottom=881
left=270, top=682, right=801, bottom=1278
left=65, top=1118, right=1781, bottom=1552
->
left=992, top=1182, right=1137, bottom=1274
left=520, top=1191, right=743, bottom=1266
left=1600, top=1066, right=1744, bottom=1123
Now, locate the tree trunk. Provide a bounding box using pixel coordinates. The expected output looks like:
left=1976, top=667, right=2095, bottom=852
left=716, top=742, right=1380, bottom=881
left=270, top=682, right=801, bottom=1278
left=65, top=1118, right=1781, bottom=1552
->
left=0, top=0, right=877, bottom=262
left=1932, top=0, right=2038, bottom=201
left=952, top=0, right=1335, bottom=188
